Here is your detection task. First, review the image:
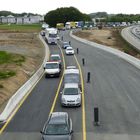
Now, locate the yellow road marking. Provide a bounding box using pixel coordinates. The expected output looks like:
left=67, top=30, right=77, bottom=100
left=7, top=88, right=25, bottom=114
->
left=0, top=72, right=44, bottom=134
left=74, top=55, right=87, bottom=140
left=49, top=44, right=65, bottom=114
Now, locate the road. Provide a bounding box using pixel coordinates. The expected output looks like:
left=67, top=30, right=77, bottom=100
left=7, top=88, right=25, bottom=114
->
left=121, top=26, right=140, bottom=51
left=1, top=30, right=140, bottom=140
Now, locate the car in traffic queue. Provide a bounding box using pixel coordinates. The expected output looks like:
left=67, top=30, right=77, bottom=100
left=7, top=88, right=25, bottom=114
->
left=44, top=61, right=61, bottom=77
left=50, top=54, right=62, bottom=67
left=62, top=41, right=70, bottom=49
left=40, top=112, right=73, bottom=140
left=65, top=47, right=74, bottom=55
left=61, top=83, right=82, bottom=107
left=64, top=66, right=81, bottom=88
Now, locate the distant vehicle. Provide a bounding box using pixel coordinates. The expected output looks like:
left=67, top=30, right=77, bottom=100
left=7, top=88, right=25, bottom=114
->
left=44, top=61, right=61, bottom=77
left=45, top=28, right=58, bottom=44
left=40, top=30, right=45, bottom=36
left=40, top=112, right=73, bottom=140
left=61, top=83, right=81, bottom=107
left=57, top=35, right=60, bottom=40
left=75, top=21, right=84, bottom=28
left=65, top=22, right=76, bottom=29
left=56, top=23, right=65, bottom=30
left=62, top=41, right=70, bottom=49
left=65, top=47, right=74, bottom=55
left=64, top=66, right=80, bottom=85
left=50, top=54, right=62, bottom=67
left=42, top=23, right=49, bottom=29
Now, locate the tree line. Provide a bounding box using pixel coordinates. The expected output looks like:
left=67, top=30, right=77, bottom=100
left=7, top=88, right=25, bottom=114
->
left=44, top=7, right=91, bottom=27
left=0, top=10, right=39, bottom=17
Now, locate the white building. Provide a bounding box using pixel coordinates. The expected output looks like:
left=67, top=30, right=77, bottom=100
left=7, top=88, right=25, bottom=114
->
left=7, top=15, right=16, bottom=24
left=0, top=15, right=44, bottom=24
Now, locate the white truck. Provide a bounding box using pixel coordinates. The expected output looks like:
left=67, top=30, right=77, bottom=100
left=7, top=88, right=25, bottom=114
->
left=45, top=28, right=58, bottom=44
left=44, top=61, right=61, bottom=77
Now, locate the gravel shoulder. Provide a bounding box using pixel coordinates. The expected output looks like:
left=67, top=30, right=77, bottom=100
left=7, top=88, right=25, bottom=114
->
left=0, top=31, right=45, bottom=112
left=74, top=28, right=140, bottom=59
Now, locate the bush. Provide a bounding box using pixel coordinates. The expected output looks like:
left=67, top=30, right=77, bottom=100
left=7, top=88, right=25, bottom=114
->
left=0, top=71, right=16, bottom=79
left=0, top=84, right=4, bottom=88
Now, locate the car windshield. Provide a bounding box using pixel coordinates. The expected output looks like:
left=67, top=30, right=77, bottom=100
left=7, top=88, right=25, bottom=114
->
left=45, top=63, right=59, bottom=69
left=64, top=45, right=70, bottom=48
left=64, top=73, right=79, bottom=83
left=49, top=34, right=57, bottom=38
left=67, top=48, right=73, bottom=50
left=45, top=123, right=69, bottom=135
left=50, top=56, right=60, bottom=61
left=64, top=87, right=78, bottom=95
left=63, top=42, right=69, bottom=45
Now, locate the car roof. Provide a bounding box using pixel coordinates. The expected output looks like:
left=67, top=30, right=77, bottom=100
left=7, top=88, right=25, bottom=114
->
left=49, top=112, right=68, bottom=124
left=66, top=66, right=76, bottom=69
left=64, top=68, right=79, bottom=74
left=50, top=54, right=60, bottom=57
left=46, top=61, right=59, bottom=64
left=64, top=83, right=79, bottom=88
left=63, top=42, right=69, bottom=44
left=66, top=47, right=73, bottom=49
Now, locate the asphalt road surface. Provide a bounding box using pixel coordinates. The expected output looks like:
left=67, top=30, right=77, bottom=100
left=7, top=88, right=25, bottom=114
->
left=1, top=30, right=140, bottom=140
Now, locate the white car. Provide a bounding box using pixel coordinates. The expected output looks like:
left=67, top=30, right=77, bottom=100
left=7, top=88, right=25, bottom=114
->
left=44, top=61, right=61, bottom=77
left=50, top=54, right=62, bottom=68
left=65, top=47, right=74, bottom=55
left=61, top=83, right=81, bottom=107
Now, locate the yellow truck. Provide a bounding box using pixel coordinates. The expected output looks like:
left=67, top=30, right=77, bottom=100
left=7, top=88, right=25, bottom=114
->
left=65, top=22, right=76, bottom=29
left=56, top=23, right=65, bottom=30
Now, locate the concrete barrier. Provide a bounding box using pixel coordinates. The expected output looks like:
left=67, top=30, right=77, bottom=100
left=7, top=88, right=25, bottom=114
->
left=0, top=34, right=50, bottom=123
left=70, top=31, right=140, bottom=70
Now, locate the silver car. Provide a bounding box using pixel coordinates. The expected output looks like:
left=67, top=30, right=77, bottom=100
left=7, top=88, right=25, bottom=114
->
left=61, top=83, right=82, bottom=107
left=40, top=112, right=73, bottom=140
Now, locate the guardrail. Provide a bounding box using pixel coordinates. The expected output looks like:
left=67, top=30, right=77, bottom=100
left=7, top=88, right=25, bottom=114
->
left=70, top=31, right=140, bottom=70
left=0, top=34, right=50, bottom=123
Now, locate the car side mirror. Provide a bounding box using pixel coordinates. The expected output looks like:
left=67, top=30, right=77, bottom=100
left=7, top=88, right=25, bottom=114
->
left=40, top=130, right=43, bottom=134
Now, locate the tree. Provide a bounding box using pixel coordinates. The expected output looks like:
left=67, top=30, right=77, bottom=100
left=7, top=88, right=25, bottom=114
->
left=44, top=7, right=91, bottom=27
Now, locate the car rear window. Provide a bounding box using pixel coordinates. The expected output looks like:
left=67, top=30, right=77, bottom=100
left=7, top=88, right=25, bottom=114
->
left=45, top=123, right=69, bottom=135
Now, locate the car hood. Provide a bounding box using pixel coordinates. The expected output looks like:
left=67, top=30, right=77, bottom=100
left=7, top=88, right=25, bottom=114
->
left=62, top=94, right=81, bottom=100
left=43, top=134, right=71, bottom=140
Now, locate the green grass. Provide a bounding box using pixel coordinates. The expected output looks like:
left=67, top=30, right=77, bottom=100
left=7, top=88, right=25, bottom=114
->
left=0, top=84, right=4, bottom=88
left=0, top=70, right=16, bottom=79
left=0, top=51, right=25, bottom=65
left=0, top=24, right=41, bottom=32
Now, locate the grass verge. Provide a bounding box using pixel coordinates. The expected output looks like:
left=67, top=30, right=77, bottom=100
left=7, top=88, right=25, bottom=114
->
left=0, top=71, right=16, bottom=79
left=0, top=24, right=41, bottom=32
left=0, top=51, right=25, bottom=65
left=113, top=29, right=140, bottom=57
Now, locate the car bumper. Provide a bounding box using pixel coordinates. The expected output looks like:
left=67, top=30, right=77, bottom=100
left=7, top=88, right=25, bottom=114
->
left=45, top=72, right=60, bottom=77
left=61, top=102, right=81, bottom=107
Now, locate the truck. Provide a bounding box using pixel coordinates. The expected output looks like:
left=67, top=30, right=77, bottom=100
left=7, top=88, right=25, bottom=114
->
left=56, top=23, right=65, bottom=30
left=75, top=21, right=84, bottom=28
left=65, top=22, right=76, bottom=29
left=45, top=28, right=58, bottom=44
left=44, top=61, right=61, bottom=77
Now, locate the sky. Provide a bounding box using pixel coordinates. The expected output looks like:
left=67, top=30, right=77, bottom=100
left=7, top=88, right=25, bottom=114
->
left=0, top=0, right=140, bottom=15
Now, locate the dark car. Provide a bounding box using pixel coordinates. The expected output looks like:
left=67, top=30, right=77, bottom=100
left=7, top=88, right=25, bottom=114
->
left=40, top=112, right=73, bottom=140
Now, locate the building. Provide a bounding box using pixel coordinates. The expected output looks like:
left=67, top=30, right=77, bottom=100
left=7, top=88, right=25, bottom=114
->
left=0, top=15, right=44, bottom=24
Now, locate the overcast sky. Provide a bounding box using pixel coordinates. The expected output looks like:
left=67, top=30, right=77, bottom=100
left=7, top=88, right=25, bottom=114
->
left=0, top=0, right=140, bottom=15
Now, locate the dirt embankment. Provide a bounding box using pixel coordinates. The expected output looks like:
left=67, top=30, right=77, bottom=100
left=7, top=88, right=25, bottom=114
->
left=74, top=28, right=140, bottom=59
left=0, top=31, right=45, bottom=111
